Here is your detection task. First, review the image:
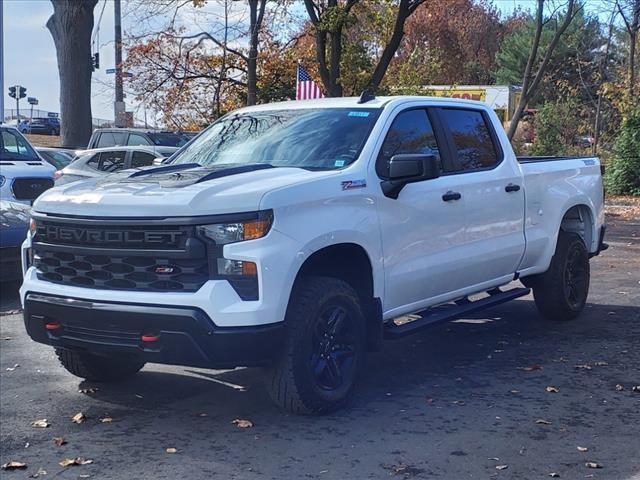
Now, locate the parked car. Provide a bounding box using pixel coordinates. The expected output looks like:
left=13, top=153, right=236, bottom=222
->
left=0, top=200, right=31, bottom=281
left=86, top=128, right=190, bottom=155
left=36, top=148, right=76, bottom=170
left=21, top=96, right=606, bottom=414
left=55, top=146, right=178, bottom=185
left=20, top=117, right=61, bottom=136
left=0, top=126, right=55, bottom=205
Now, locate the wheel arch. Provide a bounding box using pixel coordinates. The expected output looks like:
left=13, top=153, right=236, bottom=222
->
left=558, top=203, right=597, bottom=253
left=290, top=242, right=383, bottom=351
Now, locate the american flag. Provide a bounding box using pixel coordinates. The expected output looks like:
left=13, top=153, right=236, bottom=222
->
left=296, top=64, right=325, bottom=100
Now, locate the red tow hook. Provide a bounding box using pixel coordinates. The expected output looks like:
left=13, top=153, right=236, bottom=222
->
left=141, top=333, right=161, bottom=343
left=45, top=322, right=62, bottom=331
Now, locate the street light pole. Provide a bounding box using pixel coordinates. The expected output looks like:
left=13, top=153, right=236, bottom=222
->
left=114, top=0, right=125, bottom=127
left=0, top=0, right=4, bottom=124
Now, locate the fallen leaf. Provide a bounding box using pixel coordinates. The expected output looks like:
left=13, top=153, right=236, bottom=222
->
left=1, top=461, right=27, bottom=470
left=59, top=457, right=93, bottom=467
left=519, top=365, right=543, bottom=372
left=488, top=457, right=500, bottom=461
left=546, top=386, right=559, bottom=393
left=6, top=363, right=20, bottom=371
left=452, top=400, right=466, bottom=406
left=536, top=419, right=552, bottom=425
left=3, top=336, right=13, bottom=341
left=197, top=413, right=208, bottom=417
left=24, top=442, right=29, bottom=448
left=510, top=389, right=520, bottom=394
left=577, top=446, right=588, bottom=452
left=615, top=384, right=624, bottom=391
left=78, top=388, right=98, bottom=395
left=99, top=416, right=113, bottom=423
left=166, top=448, right=177, bottom=454
left=632, top=386, right=640, bottom=392
left=575, top=364, right=592, bottom=370
left=496, top=465, right=508, bottom=470
left=232, top=419, right=253, bottom=428
left=31, top=419, right=49, bottom=428
left=549, top=473, right=560, bottom=477
left=585, top=462, right=602, bottom=469
left=72, top=412, right=86, bottom=424
left=79, top=475, right=91, bottom=479
left=425, top=397, right=434, bottom=404
left=594, top=361, right=608, bottom=366
left=53, top=436, right=67, bottom=446
left=134, top=394, right=143, bottom=399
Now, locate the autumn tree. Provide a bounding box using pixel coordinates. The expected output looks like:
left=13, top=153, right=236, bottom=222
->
left=302, top=0, right=427, bottom=96
left=616, top=0, right=640, bottom=97
left=47, top=0, right=98, bottom=148
left=506, top=0, right=583, bottom=140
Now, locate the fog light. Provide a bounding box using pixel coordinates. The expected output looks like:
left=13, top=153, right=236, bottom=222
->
left=45, top=322, right=61, bottom=330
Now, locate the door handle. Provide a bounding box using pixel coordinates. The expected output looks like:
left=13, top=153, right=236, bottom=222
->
left=505, top=183, right=521, bottom=193
left=442, top=191, right=462, bottom=202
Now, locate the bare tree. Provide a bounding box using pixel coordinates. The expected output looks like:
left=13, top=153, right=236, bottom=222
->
left=47, top=0, right=98, bottom=148
left=506, top=0, right=582, bottom=141
left=617, top=0, right=640, bottom=98
left=303, top=0, right=427, bottom=97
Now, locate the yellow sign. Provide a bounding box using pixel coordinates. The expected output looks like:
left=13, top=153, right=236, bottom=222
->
left=429, top=89, right=486, bottom=102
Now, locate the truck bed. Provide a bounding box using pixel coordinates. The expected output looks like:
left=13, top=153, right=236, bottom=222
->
left=517, top=156, right=595, bottom=164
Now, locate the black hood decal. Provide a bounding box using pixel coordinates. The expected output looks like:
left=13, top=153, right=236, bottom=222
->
left=98, top=163, right=275, bottom=189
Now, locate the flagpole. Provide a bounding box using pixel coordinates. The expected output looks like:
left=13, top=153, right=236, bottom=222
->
left=296, top=60, right=300, bottom=101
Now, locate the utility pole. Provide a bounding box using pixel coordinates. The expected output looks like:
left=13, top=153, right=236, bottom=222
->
left=114, top=0, right=125, bottom=127
left=0, top=0, right=4, bottom=124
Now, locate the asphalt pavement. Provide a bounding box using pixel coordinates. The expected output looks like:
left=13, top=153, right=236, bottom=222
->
left=1, top=214, right=638, bottom=479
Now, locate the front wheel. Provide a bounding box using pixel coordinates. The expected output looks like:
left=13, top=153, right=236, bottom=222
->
left=530, top=231, right=590, bottom=321
left=266, top=276, right=366, bottom=414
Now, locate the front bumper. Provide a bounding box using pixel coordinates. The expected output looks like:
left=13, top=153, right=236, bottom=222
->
left=23, top=293, right=284, bottom=369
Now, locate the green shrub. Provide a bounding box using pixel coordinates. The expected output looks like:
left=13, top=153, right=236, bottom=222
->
left=604, top=109, right=640, bottom=196
left=529, top=101, right=580, bottom=156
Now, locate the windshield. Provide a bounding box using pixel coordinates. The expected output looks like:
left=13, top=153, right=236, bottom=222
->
left=147, top=132, right=189, bottom=147
left=170, top=108, right=381, bottom=170
left=0, top=128, right=39, bottom=161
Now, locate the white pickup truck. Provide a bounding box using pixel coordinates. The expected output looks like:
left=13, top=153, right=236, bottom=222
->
left=21, top=96, right=606, bottom=414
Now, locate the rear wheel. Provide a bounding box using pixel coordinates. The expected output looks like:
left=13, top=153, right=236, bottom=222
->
left=530, top=231, right=590, bottom=321
left=266, top=277, right=366, bottom=414
left=55, top=348, right=145, bottom=382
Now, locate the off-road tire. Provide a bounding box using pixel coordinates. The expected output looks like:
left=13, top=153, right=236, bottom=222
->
left=266, top=276, right=366, bottom=414
left=530, top=231, right=590, bottom=321
left=55, top=348, right=145, bottom=382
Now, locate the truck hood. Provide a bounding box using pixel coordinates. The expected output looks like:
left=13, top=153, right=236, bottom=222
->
left=0, top=160, right=56, bottom=178
left=33, top=164, right=333, bottom=217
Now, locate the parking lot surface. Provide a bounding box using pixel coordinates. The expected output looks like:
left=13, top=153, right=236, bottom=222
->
left=1, top=214, right=638, bottom=479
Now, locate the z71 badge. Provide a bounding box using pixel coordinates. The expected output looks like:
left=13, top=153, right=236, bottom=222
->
left=341, top=179, right=367, bottom=190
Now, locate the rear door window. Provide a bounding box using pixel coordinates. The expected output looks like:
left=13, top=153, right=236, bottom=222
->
left=376, top=109, right=441, bottom=178
left=97, top=151, right=126, bottom=172
left=438, top=109, right=500, bottom=171
left=130, top=151, right=156, bottom=168
left=127, top=133, right=152, bottom=146
left=96, top=132, right=127, bottom=148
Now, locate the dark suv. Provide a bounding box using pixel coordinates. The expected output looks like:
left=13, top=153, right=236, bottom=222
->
left=20, top=117, right=61, bottom=136
left=87, top=129, right=191, bottom=155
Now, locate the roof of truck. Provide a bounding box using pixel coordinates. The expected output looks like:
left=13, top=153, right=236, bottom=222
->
left=235, top=95, right=491, bottom=112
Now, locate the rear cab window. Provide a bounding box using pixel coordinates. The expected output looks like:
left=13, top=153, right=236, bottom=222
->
left=127, top=133, right=152, bottom=146
left=96, top=132, right=127, bottom=148
left=437, top=108, right=501, bottom=172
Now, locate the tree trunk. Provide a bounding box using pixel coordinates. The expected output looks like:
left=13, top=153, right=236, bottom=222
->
left=629, top=30, right=637, bottom=98
left=247, top=0, right=266, bottom=105
left=46, top=0, right=98, bottom=149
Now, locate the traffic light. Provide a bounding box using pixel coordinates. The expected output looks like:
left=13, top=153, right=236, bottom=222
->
left=8, top=86, right=16, bottom=99
left=19, top=86, right=27, bottom=99
left=93, top=52, right=100, bottom=70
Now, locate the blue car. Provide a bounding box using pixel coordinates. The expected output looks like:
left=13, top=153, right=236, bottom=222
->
left=0, top=200, right=30, bottom=281
left=20, top=117, right=61, bottom=136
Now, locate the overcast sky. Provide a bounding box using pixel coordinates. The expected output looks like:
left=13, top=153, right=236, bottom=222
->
left=2, top=0, right=567, bottom=124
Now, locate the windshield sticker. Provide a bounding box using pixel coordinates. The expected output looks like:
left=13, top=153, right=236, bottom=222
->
left=582, top=159, right=596, bottom=166
left=348, top=111, right=370, bottom=117
left=342, top=179, right=367, bottom=190
left=334, top=160, right=346, bottom=167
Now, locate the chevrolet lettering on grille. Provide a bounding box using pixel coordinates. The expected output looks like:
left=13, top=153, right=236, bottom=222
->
left=38, top=225, right=184, bottom=246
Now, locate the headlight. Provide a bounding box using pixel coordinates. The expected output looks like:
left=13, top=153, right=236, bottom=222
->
left=198, top=212, right=272, bottom=245
left=0, top=175, right=5, bottom=187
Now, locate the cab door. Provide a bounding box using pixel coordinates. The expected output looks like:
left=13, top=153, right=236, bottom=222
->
left=375, top=108, right=469, bottom=317
left=434, top=107, right=525, bottom=287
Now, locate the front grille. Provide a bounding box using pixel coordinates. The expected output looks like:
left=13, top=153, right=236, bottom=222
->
left=33, top=220, right=210, bottom=292
left=12, top=178, right=54, bottom=200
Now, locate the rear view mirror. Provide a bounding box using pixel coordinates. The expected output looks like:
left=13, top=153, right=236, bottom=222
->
left=381, top=154, right=440, bottom=199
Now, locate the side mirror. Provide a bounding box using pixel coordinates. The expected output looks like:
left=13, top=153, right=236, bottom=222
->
left=381, top=154, right=440, bottom=199
left=152, top=157, right=166, bottom=166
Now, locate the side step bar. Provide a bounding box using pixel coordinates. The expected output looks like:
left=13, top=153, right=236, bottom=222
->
left=384, top=287, right=530, bottom=339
